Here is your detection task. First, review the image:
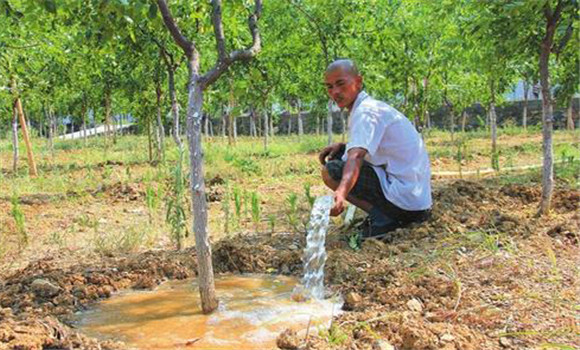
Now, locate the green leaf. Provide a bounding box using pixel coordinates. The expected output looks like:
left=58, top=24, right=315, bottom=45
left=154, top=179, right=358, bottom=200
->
left=148, top=3, right=157, bottom=20
left=43, top=0, right=56, bottom=13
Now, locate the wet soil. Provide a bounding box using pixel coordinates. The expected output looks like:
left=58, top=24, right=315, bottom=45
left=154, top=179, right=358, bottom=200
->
left=0, top=180, right=578, bottom=350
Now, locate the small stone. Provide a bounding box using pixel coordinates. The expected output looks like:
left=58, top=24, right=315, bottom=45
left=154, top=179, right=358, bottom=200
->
left=372, top=339, right=395, bottom=350
left=440, top=333, right=455, bottom=342
left=276, top=328, right=299, bottom=350
left=288, top=244, right=299, bottom=251
left=30, top=279, right=61, bottom=298
left=281, top=264, right=291, bottom=274
left=407, top=298, right=423, bottom=312
left=499, top=337, right=512, bottom=348
left=343, top=292, right=362, bottom=310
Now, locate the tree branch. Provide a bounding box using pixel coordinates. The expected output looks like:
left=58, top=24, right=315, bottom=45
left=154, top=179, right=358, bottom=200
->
left=200, top=0, right=262, bottom=88
left=156, top=0, right=194, bottom=57
left=285, top=0, right=329, bottom=65
left=211, top=0, right=227, bottom=62
left=552, top=20, right=574, bottom=55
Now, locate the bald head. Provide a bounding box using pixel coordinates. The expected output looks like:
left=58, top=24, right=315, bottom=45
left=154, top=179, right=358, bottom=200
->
left=325, top=59, right=360, bottom=77
left=324, top=59, right=363, bottom=111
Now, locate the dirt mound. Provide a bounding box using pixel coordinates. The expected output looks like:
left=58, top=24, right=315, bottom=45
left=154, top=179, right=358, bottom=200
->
left=553, top=189, right=579, bottom=212
left=500, top=183, right=541, bottom=203
left=0, top=180, right=577, bottom=349
left=97, top=182, right=144, bottom=202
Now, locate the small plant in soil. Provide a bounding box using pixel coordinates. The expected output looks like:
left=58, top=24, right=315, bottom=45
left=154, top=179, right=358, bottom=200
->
left=286, top=192, right=300, bottom=232
left=303, top=182, right=315, bottom=209
left=233, top=185, right=242, bottom=223
left=10, top=195, right=27, bottom=248
left=250, top=191, right=261, bottom=230
left=267, top=214, right=276, bottom=234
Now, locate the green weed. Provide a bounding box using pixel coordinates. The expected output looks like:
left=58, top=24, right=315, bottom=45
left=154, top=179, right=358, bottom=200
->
left=10, top=195, right=27, bottom=248
left=286, top=192, right=300, bottom=231
left=250, top=191, right=261, bottom=230
left=303, top=183, right=315, bottom=208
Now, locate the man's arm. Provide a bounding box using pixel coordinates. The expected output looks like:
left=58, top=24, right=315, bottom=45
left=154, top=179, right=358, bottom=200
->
left=331, top=147, right=367, bottom=216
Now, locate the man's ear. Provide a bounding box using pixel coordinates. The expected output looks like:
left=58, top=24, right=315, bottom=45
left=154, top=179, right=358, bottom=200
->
left=356, top=75, right=363, bottom=90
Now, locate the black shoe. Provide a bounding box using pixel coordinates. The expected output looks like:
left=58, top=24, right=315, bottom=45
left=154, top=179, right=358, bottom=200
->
left=358, top=216, right=399, bottom=242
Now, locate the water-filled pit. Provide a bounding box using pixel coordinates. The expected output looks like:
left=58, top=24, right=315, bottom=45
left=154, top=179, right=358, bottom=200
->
left=75, top=274, right=341, bottom=349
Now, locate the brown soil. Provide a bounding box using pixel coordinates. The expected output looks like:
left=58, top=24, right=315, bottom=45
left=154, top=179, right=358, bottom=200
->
left=0, top=181, right=578, bottom=350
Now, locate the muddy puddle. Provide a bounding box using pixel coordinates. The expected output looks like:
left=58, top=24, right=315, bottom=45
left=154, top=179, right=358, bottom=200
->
left=74, top=274, right=342, bottom=349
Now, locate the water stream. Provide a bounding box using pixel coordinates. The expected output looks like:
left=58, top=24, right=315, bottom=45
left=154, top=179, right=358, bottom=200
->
left=294, top=195, right=333, bottom=300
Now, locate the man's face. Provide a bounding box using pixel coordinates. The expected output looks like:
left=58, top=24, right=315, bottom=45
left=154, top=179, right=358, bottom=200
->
left=324, top=69, right=362, bottom=111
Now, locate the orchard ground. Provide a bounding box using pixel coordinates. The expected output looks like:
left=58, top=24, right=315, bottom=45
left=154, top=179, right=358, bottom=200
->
left=0, top=128, right=578, bottom=350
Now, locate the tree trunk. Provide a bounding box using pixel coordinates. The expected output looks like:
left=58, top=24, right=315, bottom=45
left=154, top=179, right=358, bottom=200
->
left=461, top=110, right=468, bottom=133
left=522, top=80, right=529, bottom=129
left=104, top=90, right=112, bottom=143
left=316, top=115, right=320, bottom=135
left=228, top=110, right=235, bottom=145
left=147, top=113, right=153, bottom=163
left=489, top=99, right=498, bottom=171
left=12, top=104, right=19, bottom=173
left=156, top=83, right=165, bottom=161
left=168, top=67, right=182, bottom=149
left=186, top=64, right=218, bottom=314
left=233, top=115, right=237, bottom=141
left=327, top=100, right=333, bottom=145
left=49, top=108, right=55, bottom=155
left=297, top=100, right=303, bottom=140
left=426, top=110, right=431, bottom=129
left=263, top=109, right=268, bottom=151
left=538, top=12, right=558, bottom=215
left=221, top=111, right=227, bottom=138
left=269, top=110, right=274, bottom=138
left=14, top=97, right=37, bottom=176
left=566, top=100, right=574, bottom=130
left=82, top=102, right=87, bottom=145
left=287, top=114, right=292, bottom=135
left=250, top=109, right=257, bottom=137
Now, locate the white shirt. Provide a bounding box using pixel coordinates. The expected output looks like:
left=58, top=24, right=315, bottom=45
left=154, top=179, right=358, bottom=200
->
left=341, top=91, right=432, bottom=211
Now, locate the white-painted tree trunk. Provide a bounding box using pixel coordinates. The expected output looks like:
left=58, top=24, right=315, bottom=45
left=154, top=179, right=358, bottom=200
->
left=155, top=86, right=165, bottom=161
left=186, top=67, right=218, bottom=314
left=263, top=109, right=268, bottom=151
left=12, top=104, right=19, bottom=172
left=297, top=100, right=303, bottom=140
left=269, top=111, right=274, bottom=137
left=168, top=68, right=182, bottom=150
left=522, top=80, right=529, bottom=129
left=490, top=102, right=498, bottom=170
left=233, top=115, right=237, bottom=141
left=566, top=101, right=574, bottom=130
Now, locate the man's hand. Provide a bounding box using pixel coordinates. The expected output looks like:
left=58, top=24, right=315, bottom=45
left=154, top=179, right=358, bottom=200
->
left=318, top=143, right=346, bottom=165
left=330, top=191, right=346, bottom=216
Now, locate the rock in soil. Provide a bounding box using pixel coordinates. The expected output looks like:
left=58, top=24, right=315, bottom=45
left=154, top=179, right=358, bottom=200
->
left=276, top=328, right=300, bottom=350
left=343, top=292, right=362, bottom=311
left=30, top=279, right=61, bottom=298
left=407, top=298, right=423, bottom=313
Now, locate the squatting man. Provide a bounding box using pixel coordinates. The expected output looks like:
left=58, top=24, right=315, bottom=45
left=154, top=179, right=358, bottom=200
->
left=319, top=59, right=432, bottom=240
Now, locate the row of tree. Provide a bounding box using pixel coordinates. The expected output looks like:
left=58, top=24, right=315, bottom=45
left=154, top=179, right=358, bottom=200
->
left=1, top=0, right=578, bottom=313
